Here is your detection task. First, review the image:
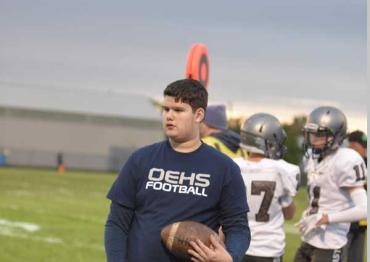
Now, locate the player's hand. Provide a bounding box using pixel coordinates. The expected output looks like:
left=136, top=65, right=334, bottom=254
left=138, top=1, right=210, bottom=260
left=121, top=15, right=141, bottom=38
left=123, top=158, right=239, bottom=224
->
left=316, top=213, right=329, bottom=226
left=295, top=213, right=321, bottom=235
left=188, top=234, right=232, bottom=262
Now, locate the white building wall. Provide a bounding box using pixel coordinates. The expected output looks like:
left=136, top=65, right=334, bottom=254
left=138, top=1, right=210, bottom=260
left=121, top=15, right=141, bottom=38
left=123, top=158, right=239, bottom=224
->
left=0, top=107, right=163, bottom=171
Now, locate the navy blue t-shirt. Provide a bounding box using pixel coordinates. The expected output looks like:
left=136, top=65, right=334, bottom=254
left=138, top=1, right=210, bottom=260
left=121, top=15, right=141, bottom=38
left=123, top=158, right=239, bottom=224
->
left=107, top=140, right=248, bottom=261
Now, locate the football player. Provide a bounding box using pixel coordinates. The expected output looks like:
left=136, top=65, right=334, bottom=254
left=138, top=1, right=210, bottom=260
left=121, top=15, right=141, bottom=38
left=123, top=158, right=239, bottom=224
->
left=234, top=113, right=300, bottom=262
left=294, top=106, right=367, bottom=262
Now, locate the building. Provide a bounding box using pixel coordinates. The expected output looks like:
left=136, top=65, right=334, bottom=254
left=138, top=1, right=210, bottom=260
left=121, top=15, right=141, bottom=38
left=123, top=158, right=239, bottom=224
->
left=0, top=83, right=163, bottom=171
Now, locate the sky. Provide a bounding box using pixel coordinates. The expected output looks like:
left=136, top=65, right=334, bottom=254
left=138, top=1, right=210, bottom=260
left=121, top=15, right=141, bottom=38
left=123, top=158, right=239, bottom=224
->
left=0, top=0, right=367, bottom=131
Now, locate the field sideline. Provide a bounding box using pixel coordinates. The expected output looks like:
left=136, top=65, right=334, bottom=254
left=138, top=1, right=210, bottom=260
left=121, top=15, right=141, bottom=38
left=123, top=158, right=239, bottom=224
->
left=0, top=167, right=354, bottom=261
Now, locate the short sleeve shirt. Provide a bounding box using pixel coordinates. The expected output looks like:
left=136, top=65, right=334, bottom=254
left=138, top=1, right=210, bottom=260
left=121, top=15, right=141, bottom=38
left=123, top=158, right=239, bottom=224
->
left=234, top=157, right=299, bottom=257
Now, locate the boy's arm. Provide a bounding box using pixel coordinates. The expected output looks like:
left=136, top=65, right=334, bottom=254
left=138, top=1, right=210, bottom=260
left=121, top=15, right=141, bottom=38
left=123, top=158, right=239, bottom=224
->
left=104, top=202, right=134, bottom=262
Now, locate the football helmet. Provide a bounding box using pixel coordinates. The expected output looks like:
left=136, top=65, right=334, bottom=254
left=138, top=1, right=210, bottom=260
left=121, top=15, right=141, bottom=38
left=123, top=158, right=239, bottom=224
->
left=302, top=106, right=347, bottom=158
left=240, top=113, right=287, bottom=159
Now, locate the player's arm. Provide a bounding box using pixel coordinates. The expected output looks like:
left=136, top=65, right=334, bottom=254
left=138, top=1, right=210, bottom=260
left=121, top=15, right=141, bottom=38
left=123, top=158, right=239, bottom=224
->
left=104, top=201, right=134, bottom=262
left=317, top=186, right=367, bottom=226
left=279, top=187, right=296, bottom=220
left=222, top=212, right=250, bottom=262
left=218, top=162, right=251, bottom=261
left=282, top=200, right=296, bottom=220
left=278, top=164, right=299, bottom=220
left=317, top=153, right=367, bottom=226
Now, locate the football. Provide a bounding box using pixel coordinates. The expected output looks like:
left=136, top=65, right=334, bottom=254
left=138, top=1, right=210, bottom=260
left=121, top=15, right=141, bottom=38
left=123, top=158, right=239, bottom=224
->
left=160, top=220, right=219, bottom=260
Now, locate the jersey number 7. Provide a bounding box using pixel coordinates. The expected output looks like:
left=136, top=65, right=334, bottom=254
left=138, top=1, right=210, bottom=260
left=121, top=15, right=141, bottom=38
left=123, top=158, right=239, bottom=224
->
left=251, top=181, right=276, bottom=222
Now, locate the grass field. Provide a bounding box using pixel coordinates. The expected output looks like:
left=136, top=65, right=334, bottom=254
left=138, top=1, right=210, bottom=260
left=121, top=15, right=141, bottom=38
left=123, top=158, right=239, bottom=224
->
left=0, top=167, right=113, bottom=262
left=0, top=167, right=342, bottom=261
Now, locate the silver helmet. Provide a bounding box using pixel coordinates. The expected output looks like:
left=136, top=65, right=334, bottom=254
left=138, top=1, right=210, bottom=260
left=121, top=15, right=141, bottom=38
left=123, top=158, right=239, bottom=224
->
left=240, top=113, right=287, bottom=159
left=303, top=106, right=347, bottom=158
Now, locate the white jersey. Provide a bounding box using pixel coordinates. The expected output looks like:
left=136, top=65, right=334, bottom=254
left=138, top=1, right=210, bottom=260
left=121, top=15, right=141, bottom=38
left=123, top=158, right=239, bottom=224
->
left=234, top=157, right=299, bottom=257
left=302, top=147, right=366, bottom=249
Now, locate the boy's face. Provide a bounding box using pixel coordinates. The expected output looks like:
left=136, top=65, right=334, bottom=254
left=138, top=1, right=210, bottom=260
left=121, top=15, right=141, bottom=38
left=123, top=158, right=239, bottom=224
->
left=162, top=96, right=204, bottom=142
left=308, top=133, right=333, bottom=149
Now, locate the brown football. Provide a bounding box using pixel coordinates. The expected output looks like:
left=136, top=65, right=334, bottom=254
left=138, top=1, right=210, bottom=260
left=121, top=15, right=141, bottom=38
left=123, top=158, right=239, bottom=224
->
left=160, top=220, right=219, bottom=260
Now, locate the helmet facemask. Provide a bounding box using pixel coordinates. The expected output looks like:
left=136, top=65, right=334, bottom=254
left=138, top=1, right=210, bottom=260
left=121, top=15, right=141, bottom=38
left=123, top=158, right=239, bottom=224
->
left=303, top=123, right=336, bottom=159
left=266, top=134, right=287, bottom=160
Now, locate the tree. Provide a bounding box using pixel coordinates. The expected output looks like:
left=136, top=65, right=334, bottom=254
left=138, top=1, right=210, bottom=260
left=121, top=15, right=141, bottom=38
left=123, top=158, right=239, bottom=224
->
left=282, top=115, right=307, bottom=165
left=282, top=115, right=307, bottom=186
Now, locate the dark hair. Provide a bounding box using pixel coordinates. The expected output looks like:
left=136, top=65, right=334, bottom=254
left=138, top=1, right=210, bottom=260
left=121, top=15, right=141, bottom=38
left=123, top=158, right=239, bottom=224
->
left=348, top=130, right=367, bottom=148
left=163, top=79, right=208, bottom=112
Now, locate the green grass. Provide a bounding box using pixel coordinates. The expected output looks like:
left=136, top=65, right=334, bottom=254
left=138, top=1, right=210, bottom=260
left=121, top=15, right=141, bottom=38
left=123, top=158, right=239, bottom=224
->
left=284, top=186, right=308, bottom=261
left=0, top=167, right=115, bottom=262
left=1, top=167, right=362, bottom=261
